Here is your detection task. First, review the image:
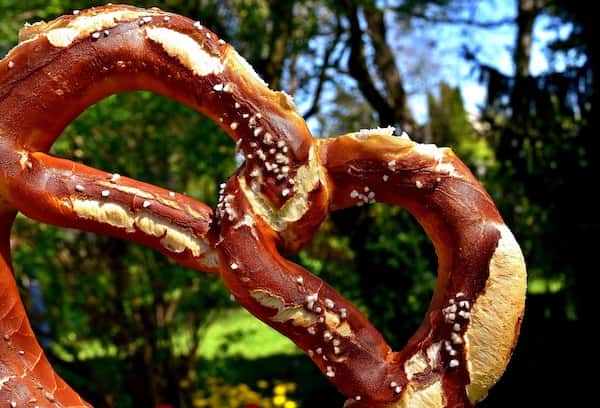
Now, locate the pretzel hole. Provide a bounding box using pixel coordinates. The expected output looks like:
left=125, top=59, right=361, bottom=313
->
left=10, top=90, right=248, bottom=401
left=51, top=91, right=236, bottom=205
left=298, top=204, right=437, bottom=351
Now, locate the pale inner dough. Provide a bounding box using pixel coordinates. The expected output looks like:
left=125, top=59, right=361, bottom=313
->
left=145, top=27, right=224, bottom=77
left=71, top=199, right=208, bottom=258
left=464, top=224, right=527, bottom=403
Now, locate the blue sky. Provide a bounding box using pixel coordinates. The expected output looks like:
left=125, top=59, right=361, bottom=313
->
left=402, top=0, right=574, bottom=123
left=293, top=0, right=577, bottom=134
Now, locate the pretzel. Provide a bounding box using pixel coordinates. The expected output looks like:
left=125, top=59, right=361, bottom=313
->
left=0, top=5, right=526, bottom=407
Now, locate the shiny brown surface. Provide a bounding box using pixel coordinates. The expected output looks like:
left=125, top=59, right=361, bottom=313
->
left=319, top=135, right=504, bottom=406
left=0, top=5, right=525, bottom=407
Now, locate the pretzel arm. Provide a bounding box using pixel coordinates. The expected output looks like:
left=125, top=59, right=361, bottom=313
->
left=217, top=174, right=401, bottom=405
left=0, top=3, right=318, bottom=272
left=1, top=4, right=313, bottom=205
left=0, top=6, right=320, bottom=407
left=317, top=132, right=527, bottom=407
left=2, top=151, right=219, bottom=273
left=0, top=212, right=91, bottom=407
left=0, top=149, right=217, bottom=406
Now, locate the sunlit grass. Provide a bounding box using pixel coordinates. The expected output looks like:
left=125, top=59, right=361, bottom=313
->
left=528, top=276, right=566, bottom=294
left=197, top=308, right=301, bottom=360
left=53, top=307, right=300, bottom=362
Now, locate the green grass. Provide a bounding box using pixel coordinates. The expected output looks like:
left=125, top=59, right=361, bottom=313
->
left=198, top=307, right=301, bottom=360
left=54, top=307, right=301, bottom=362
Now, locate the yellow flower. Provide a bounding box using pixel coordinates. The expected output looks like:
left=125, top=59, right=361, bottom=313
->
left=192, top=397, right=208, bottom=407
left=273, top=384, right=287, bottom=396
left=197, top=377, right=300, bottom=408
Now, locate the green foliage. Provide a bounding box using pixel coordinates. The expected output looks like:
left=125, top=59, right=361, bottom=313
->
left=428, top=82, right=496, bottom=176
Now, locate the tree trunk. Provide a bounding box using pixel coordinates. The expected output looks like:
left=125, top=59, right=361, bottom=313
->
left=363, top=4, right=415, bottom=132
left=514, top=0, right=542, bottom=78
left=343, top=0, right=415, bottom=133
left=258, top=1, right=295, bottom=89
left=499, top=0, right=544, bottom=168
left=511, top=0, right=544, bottom=120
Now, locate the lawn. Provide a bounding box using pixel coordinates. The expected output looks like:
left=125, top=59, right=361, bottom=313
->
left=197, top=307, right=302, bottom=360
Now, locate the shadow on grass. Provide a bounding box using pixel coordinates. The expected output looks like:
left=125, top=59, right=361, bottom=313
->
left=54, top=293, right=580, bottom=407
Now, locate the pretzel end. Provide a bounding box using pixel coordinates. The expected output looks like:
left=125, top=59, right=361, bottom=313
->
left=464, top=224, right=526, bottom=403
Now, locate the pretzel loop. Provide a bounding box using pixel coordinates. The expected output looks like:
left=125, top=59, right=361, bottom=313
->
left=0, top=6, right=526, bottom=408
left=0, top=5, right=321, bottom=406
left=318, top=134, right=526, bottom=406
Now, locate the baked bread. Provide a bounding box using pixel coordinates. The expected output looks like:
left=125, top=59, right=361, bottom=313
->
left=0, top=5, right=526, bottom=407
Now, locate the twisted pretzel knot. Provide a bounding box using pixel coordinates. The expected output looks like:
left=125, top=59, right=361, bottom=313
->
left=0, top=5, right=526, bottom=407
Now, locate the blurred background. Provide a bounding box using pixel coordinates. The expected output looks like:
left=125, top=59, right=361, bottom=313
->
left=1, top=0, right=593, bottom=406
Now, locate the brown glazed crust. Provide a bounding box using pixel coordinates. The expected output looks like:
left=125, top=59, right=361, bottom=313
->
left=318, top=134, right=526, bottom=406
left=0, top=5, right=526, bottom=407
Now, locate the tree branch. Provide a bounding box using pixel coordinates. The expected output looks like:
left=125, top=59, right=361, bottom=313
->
left=408, top=10, right=515, bottom=28
left=364, top=3, right=414, bottom=130
left=303, top=20, right=343, bottom=119
left=259, top=0, right=295, bottom=89
left=343, top=1, right=396, bottom=126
